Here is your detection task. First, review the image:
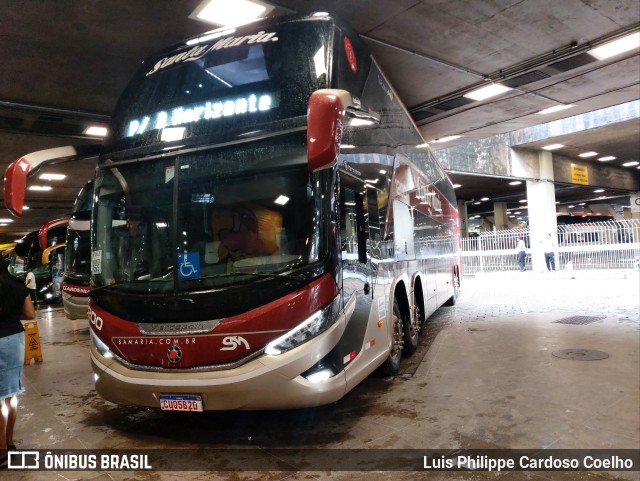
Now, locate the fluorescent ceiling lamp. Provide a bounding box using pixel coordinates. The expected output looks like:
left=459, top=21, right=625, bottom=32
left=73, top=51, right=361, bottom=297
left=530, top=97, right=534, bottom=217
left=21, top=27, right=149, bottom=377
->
left=364, top=179, right=379, bottom=184
left=463, top=83, right=511, bottom=101
left=274, top=195, right=289, bottom=205
left=452, top=184, right=462, bottom=188
left=430, top=135, right=461, bottom=143
left=594, top=189, right=605, bottom=193
left=519, top=199, right=527, bottom=203
left=588, top=32, right=640, bottom=60
left=379, top=170, right=387, bottom=174
left=623, top=161, right=639, bottom=167
left=480, top=197, right=489, bottom=201
left=598, top=155, right=616, bottom=161
left=39, top=173, right=66, bottom=181
left=579, top=151, right=598, bottom=158
left=191, top=0, right=273, bottom=27
left=509, top=181, right=522, bottom=185
left=161, top=127, right=186, bottom=142
left=542, top=143, right=564, bottom=150
left=22, top=206, right=29, bottom=210
left=84, top=126, right=108, bottom=137
left=537, top=104, right=574, bottom=115
left=0, top=218, right=14, bottom=223
left=28, top=185, right=52, bottom=191
left=340, top=144, right=356, bottom=149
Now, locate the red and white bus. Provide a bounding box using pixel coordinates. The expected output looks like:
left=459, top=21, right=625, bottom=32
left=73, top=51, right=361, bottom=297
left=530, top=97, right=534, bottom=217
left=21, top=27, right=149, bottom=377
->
left=4, top=13, right=460, bottom=411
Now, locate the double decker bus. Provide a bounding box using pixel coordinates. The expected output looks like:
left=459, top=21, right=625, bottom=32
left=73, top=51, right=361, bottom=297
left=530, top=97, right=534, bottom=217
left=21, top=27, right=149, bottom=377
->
left=4, top=13, right=460, bottom=411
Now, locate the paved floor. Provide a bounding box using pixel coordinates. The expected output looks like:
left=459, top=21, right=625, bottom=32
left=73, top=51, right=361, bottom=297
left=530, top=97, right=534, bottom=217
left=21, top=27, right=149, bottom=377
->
left=4, top=269, right=639, bottom=481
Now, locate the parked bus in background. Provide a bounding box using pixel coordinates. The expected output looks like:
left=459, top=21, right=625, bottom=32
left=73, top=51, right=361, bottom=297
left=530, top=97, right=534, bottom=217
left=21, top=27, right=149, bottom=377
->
left=4, top=13, right=460, bottom=411
left=5, top=220, right=67, bottom=304
left=61, top=181, right=94, bottom=319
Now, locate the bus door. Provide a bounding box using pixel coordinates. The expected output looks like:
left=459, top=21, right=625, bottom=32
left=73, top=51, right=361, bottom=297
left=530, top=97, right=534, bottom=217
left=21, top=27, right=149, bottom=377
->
left=338, top=172, right=375, bottom=365
left=392, top=200, right=415, bottom=261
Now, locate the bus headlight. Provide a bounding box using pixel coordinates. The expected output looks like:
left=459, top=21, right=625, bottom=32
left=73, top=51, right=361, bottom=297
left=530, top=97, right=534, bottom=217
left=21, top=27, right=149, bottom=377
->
left=90, top=329, right=113, bottom=359
left=265, top=296, right=340, bottom=355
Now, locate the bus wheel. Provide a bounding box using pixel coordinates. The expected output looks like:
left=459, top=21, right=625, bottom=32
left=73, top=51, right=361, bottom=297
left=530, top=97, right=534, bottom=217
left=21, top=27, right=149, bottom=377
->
left=379, top=300, right=404, bottom=376
left=444, top=273, right=460, bottom=306
left=403, top=302, right=419, bottom=356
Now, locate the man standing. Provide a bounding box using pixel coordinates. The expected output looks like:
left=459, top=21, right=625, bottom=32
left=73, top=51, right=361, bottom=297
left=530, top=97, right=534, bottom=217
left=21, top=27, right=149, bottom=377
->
left=516, top=237, right=527, bottom=272
left=541, top=233, right=556, bottom=271
left=24, top=269, right=37, bottom=305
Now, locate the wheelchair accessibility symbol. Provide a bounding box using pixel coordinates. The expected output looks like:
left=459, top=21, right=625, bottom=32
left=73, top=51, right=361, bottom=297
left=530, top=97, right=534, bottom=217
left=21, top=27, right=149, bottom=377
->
left=178, top=252, right=200, bottom=279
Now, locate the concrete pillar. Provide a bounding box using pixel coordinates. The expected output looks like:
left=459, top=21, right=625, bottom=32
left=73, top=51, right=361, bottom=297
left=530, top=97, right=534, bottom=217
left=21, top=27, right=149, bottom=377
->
left=527, top=151, right=558, bottom=272
left=629, top=192, right=640, bottom=219
left=493, top=202, right=509, bottom=230
left=457, top=200, right=468, bottom=237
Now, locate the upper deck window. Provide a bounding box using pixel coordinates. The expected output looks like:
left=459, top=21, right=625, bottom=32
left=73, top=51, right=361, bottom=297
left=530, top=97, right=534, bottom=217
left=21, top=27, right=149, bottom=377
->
left=106, top=20, right=332, bottom=153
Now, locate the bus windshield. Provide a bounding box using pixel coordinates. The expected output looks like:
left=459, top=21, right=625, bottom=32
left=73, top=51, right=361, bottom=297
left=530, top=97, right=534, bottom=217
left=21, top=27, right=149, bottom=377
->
left=92, top=134, right=325, bottom=293
left=65, top=228, right=91, bottom=280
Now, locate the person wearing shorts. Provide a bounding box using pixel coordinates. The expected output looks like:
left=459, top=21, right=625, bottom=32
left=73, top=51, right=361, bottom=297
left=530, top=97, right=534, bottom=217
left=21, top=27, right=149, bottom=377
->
left=0, top=259, right=35, bottom=469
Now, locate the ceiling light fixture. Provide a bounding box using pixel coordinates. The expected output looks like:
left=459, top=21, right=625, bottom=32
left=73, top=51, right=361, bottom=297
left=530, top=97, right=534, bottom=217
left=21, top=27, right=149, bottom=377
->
left=598, top=156, right=616, bottom=161
left=452, top=184, right=462, bottom=188
left=0, top=218, right=14, bottom=223
left=542, top=143, right=564, bottom=150
left=622, top=161, right=639, bottom=167
left=190, top=0, right=273, bottom=27
left=537, top=104, right=574, bottom=115
left=588, top=31, right=640, bottom=60
left=84, top=126, right=108, bottom=137
left=28, top=185, right=52, bottom=191
left=579, top=151, right=598, bottom=158
left=509, top=181, right=522, bottom=185
left=594, top=189, right=605, bottom=193
left=430, top=135, right=461, bottom=143
left=463, top=83, right=512, bottom=101
left=480, top=197, right=489, bottom=201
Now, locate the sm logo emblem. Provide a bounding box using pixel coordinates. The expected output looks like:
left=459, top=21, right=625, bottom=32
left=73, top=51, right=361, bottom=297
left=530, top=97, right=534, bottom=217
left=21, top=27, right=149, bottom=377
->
left=220, top=336, right=250, bottom=351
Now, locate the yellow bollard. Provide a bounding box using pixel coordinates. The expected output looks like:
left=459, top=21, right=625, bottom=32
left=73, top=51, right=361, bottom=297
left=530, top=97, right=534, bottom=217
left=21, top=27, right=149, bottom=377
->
left=22, top=320, right=43, bottom=365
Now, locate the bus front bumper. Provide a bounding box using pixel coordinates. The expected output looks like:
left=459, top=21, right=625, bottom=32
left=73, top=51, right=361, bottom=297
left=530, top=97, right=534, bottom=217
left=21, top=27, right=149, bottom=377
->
left=90, top=313, right=348, bottom=411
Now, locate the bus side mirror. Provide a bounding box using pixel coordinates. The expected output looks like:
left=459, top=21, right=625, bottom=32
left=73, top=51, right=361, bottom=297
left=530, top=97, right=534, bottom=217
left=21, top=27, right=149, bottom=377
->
left=3, top=144, right=101, bottom=217
left=38, top=218, right=69, bottom=250
left=307, top=89, right=352, bottom=172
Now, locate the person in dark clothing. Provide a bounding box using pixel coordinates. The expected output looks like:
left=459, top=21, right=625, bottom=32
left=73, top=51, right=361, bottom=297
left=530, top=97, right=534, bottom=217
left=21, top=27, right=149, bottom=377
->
left=0, top=259, right=35, bottom=469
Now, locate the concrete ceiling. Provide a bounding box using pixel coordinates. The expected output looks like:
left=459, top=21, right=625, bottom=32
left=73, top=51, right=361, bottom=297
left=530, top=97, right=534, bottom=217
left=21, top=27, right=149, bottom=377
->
left=0, top=0, right=639, bottom=242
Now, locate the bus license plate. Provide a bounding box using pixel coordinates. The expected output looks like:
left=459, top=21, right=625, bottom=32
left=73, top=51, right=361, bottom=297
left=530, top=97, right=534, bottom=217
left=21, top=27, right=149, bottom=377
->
left=159, top=395, right=203, bottom=412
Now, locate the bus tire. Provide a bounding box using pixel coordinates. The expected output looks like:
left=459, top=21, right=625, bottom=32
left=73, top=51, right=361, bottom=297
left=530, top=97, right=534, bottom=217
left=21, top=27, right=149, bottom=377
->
left=379, top=300, right=404, bottom=376
left=402, top=301, right=419, bottom=356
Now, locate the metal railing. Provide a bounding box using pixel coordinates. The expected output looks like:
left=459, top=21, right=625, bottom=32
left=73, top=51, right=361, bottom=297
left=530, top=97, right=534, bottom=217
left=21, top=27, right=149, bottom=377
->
left=460, top=220, right=640, bottom=274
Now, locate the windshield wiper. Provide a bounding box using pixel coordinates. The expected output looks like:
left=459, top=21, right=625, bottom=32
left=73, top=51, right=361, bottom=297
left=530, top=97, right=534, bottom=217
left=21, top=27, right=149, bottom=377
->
left=199, top=271, right=307, bottom=282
